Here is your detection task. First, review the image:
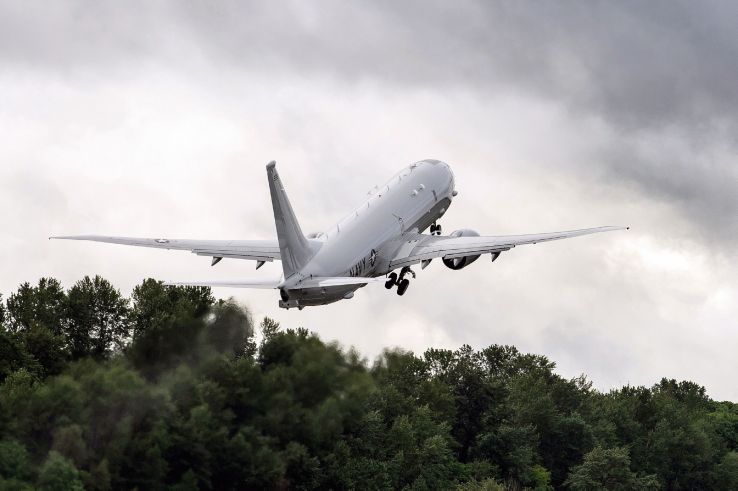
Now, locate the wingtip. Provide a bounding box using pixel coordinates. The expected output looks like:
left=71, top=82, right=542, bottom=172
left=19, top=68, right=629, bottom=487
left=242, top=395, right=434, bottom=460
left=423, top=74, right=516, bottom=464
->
left=266, top=160, right=276, bottom=169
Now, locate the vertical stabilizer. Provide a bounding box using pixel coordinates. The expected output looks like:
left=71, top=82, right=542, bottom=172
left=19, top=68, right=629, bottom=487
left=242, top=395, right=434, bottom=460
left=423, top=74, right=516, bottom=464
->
left=266, top=161, right=313, bottom=278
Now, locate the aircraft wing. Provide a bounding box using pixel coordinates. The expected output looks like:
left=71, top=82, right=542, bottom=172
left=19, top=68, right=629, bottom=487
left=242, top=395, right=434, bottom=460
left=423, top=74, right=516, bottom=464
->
left=50, top=235, right=281, bottom=263
left=389, top=226, right=628, bottom=270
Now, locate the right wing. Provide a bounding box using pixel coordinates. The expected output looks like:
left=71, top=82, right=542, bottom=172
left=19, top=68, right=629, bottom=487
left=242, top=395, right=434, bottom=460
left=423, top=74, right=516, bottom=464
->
left=389, top=226, right=627, bottom=269
left=50, top=235, right=281, bottom=263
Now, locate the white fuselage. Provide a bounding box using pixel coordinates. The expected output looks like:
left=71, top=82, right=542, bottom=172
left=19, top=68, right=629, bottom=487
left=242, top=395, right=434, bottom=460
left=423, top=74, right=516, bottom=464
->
left=279, top=159, right=455, bottom=307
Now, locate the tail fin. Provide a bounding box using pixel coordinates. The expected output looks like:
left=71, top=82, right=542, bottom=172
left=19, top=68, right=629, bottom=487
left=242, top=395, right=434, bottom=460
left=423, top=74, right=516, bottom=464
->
left=266, top=161, right=314, bottom=278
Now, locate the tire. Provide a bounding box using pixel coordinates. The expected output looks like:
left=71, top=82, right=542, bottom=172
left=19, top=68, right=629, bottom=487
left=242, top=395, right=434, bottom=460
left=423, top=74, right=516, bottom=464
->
left=397, top=279, right=410, bottom=296
left=385, top=279, right=395, bottom=289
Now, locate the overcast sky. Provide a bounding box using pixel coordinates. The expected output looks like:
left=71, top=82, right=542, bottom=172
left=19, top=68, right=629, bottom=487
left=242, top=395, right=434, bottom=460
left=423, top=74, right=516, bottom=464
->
left=1, top=0, right=736, bottom=400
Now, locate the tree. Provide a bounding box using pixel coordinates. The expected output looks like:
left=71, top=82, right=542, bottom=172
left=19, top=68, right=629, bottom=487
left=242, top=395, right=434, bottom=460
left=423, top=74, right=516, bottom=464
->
left=260, top=317, right=281, bottom=342
left=3, top=276, right=738, bottom=490
left=712, top=451, right=738, bottom=488
left=206, top=301, right=254, bottom=356
left=128, top=279, right=215, bottom=373
left=0, top=438, right=34, bottom=485
left=18, top=325, right=67, bottom=378
left=130, top=279, right=214, bottom=339
left=5, top=278, right=67, bottom=335
left=0, top=328, right=40, bottom=382
left=1, top=280, right=69, bottom=378
left=36, top=451, right=84, bottom=491
left=565, top=446, right=659, bottom=490
left=66, top=276, right=130, bottom=360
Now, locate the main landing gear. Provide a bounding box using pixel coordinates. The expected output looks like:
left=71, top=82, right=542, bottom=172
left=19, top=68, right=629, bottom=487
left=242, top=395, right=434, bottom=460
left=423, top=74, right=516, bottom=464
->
left=385, top=266, right=416, bottom=296
left=430, top=222, right=442, bottom=236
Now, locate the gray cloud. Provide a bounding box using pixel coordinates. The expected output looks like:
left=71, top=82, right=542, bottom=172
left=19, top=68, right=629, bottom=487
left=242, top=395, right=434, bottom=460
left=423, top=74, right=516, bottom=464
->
left=3, top=0, right=735, bottom=243
left=5, top=1, right=738, bottom=128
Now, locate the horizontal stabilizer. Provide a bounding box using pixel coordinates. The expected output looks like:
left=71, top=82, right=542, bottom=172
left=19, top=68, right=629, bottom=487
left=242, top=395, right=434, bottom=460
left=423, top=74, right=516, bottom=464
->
left=164, top=278, right=282, bottom=289
left=164, top=276, right=383, bottom=290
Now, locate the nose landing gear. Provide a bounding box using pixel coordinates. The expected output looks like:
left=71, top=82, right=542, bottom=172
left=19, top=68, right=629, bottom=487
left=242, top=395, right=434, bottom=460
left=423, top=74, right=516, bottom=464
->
left=386, top=267, right=416, bottom=296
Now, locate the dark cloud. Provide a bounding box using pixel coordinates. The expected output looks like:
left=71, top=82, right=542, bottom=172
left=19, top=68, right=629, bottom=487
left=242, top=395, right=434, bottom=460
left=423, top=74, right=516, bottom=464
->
left=597, top=129, right=738, bottom=246
left=5, top=1, right=737, bottom=129
left=3, top=0, right=735, bottom=243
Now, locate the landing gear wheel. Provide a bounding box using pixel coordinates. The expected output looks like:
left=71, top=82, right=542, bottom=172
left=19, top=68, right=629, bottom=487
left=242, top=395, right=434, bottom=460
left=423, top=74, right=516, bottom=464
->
left=385, top=272, right=397, bottom=289
left=430, top=223, right=442, bottom=236
left=397, top=278, right=410, bottom=296
left=435, top=224, right=441, bottom=235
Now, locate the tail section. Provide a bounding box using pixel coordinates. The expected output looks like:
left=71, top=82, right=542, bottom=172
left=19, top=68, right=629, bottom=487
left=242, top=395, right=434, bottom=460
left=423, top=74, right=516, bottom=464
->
left=266, top=161, right=314, bottom=278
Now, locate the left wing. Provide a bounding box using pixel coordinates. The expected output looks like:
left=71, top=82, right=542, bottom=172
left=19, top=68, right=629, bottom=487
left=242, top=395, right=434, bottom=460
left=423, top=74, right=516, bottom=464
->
left=50, top=235, right=281, bottom=264
left=389, top=226, right=627, bottom=270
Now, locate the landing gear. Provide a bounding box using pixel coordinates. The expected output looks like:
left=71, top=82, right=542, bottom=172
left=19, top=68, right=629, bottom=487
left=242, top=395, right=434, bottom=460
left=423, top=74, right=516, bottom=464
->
left=386, top=267, right=415, bottom=296
left=385, top=272, right=397, bottom=289
left=397, top=278, right=410, bottom=296
left=430, top=222, right=442, bottom=236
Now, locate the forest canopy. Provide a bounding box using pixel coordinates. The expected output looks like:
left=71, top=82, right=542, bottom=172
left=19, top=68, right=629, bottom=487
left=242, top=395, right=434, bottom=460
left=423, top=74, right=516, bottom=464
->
left=0, top=276, right=736, bottom=490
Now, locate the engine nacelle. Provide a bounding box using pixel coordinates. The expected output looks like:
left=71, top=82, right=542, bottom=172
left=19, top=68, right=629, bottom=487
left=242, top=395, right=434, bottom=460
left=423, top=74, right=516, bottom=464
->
left=442, top=229, right=481, bottom=270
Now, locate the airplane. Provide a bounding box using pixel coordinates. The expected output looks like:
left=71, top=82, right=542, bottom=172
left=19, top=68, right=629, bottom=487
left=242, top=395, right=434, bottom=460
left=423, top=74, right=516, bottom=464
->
left=52, top=160, right=627, bottom=309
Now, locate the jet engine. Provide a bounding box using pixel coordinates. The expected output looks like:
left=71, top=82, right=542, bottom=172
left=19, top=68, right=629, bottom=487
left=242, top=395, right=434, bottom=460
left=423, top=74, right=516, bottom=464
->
left=442, top=229, right=481, bottom=270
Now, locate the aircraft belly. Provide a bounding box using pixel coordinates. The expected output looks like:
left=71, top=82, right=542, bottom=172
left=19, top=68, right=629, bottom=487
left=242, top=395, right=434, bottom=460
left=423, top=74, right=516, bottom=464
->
left=279, top=284, right=361, bottom=308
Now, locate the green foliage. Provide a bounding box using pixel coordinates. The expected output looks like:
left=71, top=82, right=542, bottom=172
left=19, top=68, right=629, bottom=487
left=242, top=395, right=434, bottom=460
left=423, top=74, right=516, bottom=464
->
left=36, top=451, right=84, bottom=491
left=456, top=478, right=505, bottom=490
left=260, top=316, right=281, bottom=341
left=565, top=446, right=659, bottom=490
left=20, top=325, right=67, bottom=378
left=1, top=275, right=737, bottom=489
left=127, top=279, right=216, bottom=374
left=131, top=278, right=213, bottom=334
left=712, top=451, right=738, bottom=488
left=5, top=278, right=67, bottom=335
left=0, top=327, right=41, bottom=382
left=0, top=438, right=34, bottom=483
left=66, top=276, right=131, bottom=360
